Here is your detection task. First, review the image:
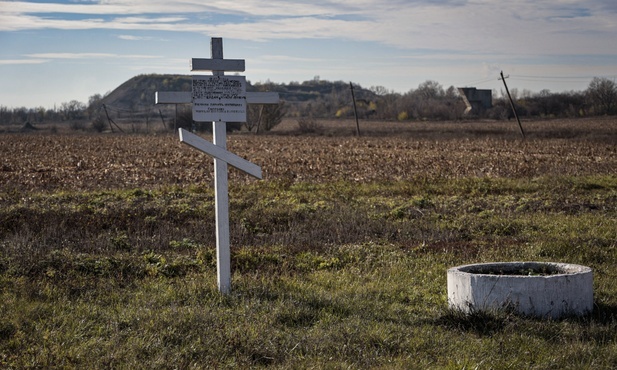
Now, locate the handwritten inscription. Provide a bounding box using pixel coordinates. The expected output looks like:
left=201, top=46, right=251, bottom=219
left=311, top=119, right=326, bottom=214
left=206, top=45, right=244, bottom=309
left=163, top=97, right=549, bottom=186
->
left=192, top=75, right=247, bottom=122
left=193, top=76, right=245, bottom=100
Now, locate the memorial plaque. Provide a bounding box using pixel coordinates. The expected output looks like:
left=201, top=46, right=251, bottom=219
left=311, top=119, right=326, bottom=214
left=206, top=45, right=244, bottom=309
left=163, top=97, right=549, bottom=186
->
left=192, top=75, right=247, bottom=122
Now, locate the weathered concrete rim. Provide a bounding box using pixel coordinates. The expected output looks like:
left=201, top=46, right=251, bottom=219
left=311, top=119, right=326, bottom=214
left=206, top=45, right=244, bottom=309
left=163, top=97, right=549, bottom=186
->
left=449, top=261, right=592, bottom=277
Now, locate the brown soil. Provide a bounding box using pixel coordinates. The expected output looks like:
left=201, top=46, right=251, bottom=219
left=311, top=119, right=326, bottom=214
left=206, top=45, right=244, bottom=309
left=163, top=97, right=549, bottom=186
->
left=1, top=118, right=615, bottom=193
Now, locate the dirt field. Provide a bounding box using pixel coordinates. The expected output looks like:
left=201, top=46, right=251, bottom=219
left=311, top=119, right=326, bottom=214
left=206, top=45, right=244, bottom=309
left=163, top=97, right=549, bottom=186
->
left=1, top=117, right=615, bottom=193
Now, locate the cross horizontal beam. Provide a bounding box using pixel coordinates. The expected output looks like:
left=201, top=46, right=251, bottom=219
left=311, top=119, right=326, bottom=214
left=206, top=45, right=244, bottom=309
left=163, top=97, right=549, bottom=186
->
left=191, top=58, right=245, bottom=72
left=246, top=92, right=279, bottom=104
left=156, top=91, right=280, bottom=105
left=155, top=91, right=191, bottom=105
left=179, top=128, right=262, bottom=179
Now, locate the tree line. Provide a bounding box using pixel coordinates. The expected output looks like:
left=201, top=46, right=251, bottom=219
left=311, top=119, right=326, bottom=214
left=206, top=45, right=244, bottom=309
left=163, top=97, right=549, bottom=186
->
left=1, top=76, right=616, bottom=128
left=0, top=94, right=105, bottom=127
left=271, top=76, right=617, bottom=122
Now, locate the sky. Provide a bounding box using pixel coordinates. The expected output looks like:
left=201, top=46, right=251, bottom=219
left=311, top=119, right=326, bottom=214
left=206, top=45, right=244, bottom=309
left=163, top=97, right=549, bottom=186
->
left=1, top=0, right=616, bottom=109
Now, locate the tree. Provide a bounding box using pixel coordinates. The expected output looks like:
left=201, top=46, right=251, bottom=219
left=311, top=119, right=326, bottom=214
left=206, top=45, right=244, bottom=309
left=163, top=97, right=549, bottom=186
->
left=34, top=107, right=46, bottom=123
left=0, top=106, right=8, bottom=125
left=416, top=80, right=444, bottom=100
left=245, top=82, right=286, bottom=132
left=87, top=94, right=104, bottom=119
left=59, top=100, right=86, bottom=120
left=586, top=77, right=617, bottom=115
left=246, top=102, right=285, bottom=132
left=369, top=85, right=391, bottom=96
left=445, top=85, right=458, bottom=99
left=13, top=107, right=28, bottom=123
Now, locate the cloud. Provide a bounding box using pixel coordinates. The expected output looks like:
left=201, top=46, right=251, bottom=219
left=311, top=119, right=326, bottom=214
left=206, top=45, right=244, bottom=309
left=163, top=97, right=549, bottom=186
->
left=0, top=59, right=50, bottom=65
left=1, top=0, right=616, bottom=59
left=0, top=1, right=132, bottom=15
left=118, top=35, right=148, bottom=41
left=482, top=63, right=503, bottom=79
left=259, top=55, right=328, bottom=63
left=0, top=0, right=331, bottom=17
left=112, top=16, right=187, bottom=24
left=25, top=53, right=160, bottom=59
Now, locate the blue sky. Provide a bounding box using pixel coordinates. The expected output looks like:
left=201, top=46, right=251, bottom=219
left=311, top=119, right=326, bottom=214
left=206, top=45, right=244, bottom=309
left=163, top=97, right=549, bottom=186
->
left=1, top=0, right=616, bottom=108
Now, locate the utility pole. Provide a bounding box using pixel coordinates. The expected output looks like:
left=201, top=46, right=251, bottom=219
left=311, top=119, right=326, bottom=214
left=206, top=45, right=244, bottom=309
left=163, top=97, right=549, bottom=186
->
left=349, top=82, right=361, bottom=136
left=102, top=104, right=124, bottom=133
left=499, top=71, right=525, bottom=139
left=158, top=109, right=167, bottom=130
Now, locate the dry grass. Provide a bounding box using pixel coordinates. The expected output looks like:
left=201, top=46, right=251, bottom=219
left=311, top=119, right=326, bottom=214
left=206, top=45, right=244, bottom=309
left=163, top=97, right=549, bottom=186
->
left=1, top=118, right=615, bottom=192
left=0, top=117, right=616, bottom=368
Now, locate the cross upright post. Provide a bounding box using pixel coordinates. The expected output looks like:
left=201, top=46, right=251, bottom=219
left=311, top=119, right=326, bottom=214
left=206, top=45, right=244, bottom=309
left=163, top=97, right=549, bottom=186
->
left=210, top=38, right=232, bottom=294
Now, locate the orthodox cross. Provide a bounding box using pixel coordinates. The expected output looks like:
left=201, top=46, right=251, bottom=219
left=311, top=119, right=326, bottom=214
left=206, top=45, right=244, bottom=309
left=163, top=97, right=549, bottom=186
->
left=156, top=37, right=279, bottom=294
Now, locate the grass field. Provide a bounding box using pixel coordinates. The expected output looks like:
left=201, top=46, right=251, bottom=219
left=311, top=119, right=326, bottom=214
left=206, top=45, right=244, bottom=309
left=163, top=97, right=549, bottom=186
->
left=1, top=118, right=616, bottom=368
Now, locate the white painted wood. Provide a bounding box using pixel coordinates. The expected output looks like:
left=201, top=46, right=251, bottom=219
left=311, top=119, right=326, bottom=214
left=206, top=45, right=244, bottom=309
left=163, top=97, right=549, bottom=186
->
left=246, top=92, right=280, bottom=104
left=191, top=58, right=245, bottom=72
left=154, top=37, right=280, bottom=295
left=211, top=38, right=224, bottom=61
left=211, top=38, right=231, bottom=294
left=212, top=121, right=231, bottom=294
left=178, top=128, right=262, bottom=179
left=155, top=91, right=192, bottom=104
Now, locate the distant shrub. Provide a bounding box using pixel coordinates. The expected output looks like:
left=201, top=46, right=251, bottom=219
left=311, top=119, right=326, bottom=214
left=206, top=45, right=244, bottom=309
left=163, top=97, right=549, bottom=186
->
left=493, top=107, right=510, bottom=120
left=297, top=116, right=323, bottom=134
left=91, top=116, right=107, bottom=133
left=69, top=120, right=86, bottom=131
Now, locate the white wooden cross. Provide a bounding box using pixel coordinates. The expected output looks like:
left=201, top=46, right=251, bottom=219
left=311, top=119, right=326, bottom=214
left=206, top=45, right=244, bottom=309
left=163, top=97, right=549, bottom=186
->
left=156, top=37, right=279, bottom=294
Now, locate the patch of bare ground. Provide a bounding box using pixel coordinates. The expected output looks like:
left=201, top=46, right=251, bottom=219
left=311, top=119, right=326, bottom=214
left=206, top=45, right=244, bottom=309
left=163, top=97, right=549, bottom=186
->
left=1, top=118, right=615, bottom=192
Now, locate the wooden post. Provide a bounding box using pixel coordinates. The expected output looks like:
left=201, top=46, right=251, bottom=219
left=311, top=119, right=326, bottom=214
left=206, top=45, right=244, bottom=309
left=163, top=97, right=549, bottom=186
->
left=255, top=105, right=265, bottom=134
left=213, top=121, right=231, bottom=293
left=210, top=38, right=232, bottom=294
left=158, top=109, right=167, bottom=130
left=102, top=104, right=125, bottom=133
left=103, top=104, right=114, bottom=133
left=500, top=71, right=525, bottom=139
left=350, top=82, right=361, bottom=136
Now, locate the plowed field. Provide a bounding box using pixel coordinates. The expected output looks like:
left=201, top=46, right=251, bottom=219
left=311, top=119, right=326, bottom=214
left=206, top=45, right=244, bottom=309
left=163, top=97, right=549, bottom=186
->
left=1, top=118, right=615, bottom=192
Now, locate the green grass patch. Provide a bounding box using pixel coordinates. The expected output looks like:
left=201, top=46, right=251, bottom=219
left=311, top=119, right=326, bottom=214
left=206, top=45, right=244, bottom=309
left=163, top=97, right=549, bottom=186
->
left=1, top=175, right=616, bottom=368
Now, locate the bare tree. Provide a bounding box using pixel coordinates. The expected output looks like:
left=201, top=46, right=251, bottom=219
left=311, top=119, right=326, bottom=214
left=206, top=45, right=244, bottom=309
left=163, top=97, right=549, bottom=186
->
left=87, top=94, right=104, bottom=119
left=416, top=80, right=444, bottom=100
left=60, top=100, right=86, bottom=121
left=246, top=102, right=285, bottom=133
left=245, top=82, right=286, bottom=132
left=587, top=77, right=617, bottom=115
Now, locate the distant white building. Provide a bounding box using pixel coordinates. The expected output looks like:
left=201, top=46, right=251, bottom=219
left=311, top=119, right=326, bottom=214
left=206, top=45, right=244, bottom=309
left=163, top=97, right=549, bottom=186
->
left=458, top=88, right=492, bottom=115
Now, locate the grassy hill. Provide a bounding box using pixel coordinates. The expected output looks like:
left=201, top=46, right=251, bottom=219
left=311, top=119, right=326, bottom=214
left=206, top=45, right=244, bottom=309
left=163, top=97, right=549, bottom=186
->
left=101, top=74, right=378, bottom=113
left=101, top=74, right=192, bottom=111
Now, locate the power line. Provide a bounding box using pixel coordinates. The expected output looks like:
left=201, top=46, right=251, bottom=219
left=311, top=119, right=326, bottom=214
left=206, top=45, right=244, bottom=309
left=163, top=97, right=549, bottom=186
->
left=513, top=75, right=590, bottom=79
left=510, top=74, right=617, bottom=83
left=453, top=74, right=617, bottom=89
